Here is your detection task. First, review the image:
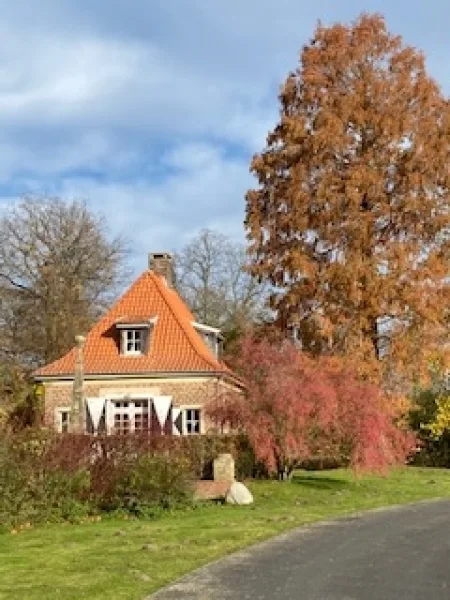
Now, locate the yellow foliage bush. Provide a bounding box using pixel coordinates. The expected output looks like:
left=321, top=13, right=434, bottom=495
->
left=425, top=395, right=450, bottom=440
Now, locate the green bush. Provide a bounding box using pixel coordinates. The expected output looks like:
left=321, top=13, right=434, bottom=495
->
left=409, top=370, right=450, bottom=467
left=0, top=437, right=30, bottom=524
left=111, top=455, right=193, bottom=515
left=0, top=430, right=91, bottom=527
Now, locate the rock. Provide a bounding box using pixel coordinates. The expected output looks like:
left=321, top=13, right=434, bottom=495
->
left=193, top=480, right=230, bottom=501
left=225, top=481, right=254, bottom=505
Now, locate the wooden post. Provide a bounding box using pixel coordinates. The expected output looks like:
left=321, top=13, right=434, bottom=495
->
left=71, top=335, right=86, bottom=433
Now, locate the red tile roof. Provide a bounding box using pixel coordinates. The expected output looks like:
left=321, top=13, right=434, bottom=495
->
left=35, top=270, right=233, bottom=378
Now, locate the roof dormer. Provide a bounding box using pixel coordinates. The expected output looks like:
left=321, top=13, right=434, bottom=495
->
left=192, top=322, right=223, bottom=359
left=115, top=316, right=158, bottom=356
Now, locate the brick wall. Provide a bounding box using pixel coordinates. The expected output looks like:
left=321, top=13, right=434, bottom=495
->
left=42, top=376, right=231, bottom=430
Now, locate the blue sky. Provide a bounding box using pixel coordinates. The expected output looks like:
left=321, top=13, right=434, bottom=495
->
left=0, top=0, right=448, bottom=274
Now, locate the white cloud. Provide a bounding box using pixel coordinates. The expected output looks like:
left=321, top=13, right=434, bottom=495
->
left=0, top=0, right=447, bottom=276
left=0, top=19, right=275, bottom=146
left=30, top=141, right=251, bottom=274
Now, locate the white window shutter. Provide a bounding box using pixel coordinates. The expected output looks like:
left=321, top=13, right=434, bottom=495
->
left=87, top=398, right=106, bottom=432
left=152, top=396, right=172, bottom=429
left=172, top=407, right=182, bottom=435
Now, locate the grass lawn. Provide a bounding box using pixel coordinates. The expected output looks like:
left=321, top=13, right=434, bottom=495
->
left=1, top=467, right=450, bottom=600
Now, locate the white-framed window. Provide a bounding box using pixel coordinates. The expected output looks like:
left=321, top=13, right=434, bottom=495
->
left=125, top=329, right=143, bottom=355
left=113, top=401, right=130, bottom=435
left=133, top=400, right=150, bottom=432
left=55, top=407, right=71, bottom=433
left=184, top=408, right=201, bottom=435
left=116, top=318, right=157, bottom=357
left=112, top=399, right=150, bottom=434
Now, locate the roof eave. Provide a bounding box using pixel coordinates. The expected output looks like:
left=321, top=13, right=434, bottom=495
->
left=34, top=369, right=237, bottom=382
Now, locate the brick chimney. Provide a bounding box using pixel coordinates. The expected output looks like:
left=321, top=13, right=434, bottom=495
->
left=148, top=252, right=174, bottom=287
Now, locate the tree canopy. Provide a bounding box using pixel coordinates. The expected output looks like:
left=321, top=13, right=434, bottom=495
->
left=246, top=14, right=449, bottom=378
left=174, top=229, right=269, bottom=339
left=0, top=196, right=128, bottom=365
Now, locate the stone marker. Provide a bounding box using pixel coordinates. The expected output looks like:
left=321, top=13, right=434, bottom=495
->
left=193, top=480, right=229, bottom=501
left=225, top=481, right=254, bottom=505
left=213, top=453, right=235, bottom=483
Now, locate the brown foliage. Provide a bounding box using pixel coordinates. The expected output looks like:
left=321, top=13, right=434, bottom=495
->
left=245, top=14, right=449, bottom=378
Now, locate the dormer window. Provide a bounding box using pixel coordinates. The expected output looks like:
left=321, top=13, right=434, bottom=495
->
left=125, top=329, right=143, bottom=355
left=116, top=317, right=157, bottom=356
left=192, top=322, right=223, bottom=359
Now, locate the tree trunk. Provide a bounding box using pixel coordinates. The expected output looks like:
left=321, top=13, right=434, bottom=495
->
left=363, top=318, right=380, bottom=360
left=277, top=462, right=292, bottom=481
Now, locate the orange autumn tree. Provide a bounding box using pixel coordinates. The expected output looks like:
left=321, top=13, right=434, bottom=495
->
left=246, top=14, right=449, bottom=380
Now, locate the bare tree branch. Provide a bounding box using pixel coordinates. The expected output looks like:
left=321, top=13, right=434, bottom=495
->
left=174, top=229, right=270, bottom=336
left=0, top=196, right=130, bottom=365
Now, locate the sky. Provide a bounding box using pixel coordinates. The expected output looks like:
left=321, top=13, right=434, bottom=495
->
left=0, top=0, right=448, bottom=274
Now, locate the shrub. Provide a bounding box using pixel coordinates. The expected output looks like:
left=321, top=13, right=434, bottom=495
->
left=0, top=363, right=42, bottom=430
left=0, top=429, right=91, bottom=527
left=109, top=455, right=193, bottom=514
left=85, top=432, right=260, bottom=481
left=409, top=369, right=450, bottom=467
left=207, top=335, right=416, bottom=479
left=0, top=426, right=262, bottom=527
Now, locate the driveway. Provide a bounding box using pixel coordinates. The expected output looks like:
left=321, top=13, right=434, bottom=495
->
left=150, top=499, right=450, bottom=599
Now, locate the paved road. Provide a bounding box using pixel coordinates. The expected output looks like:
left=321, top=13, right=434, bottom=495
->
left=151, top=499, right=450, bottom=599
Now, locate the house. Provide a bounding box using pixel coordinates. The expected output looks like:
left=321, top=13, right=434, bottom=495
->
left=34, top=253, right=241, bottom=436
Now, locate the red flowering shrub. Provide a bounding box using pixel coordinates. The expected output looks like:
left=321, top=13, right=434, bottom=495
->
left=208, top=335, right=415, bottom=478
